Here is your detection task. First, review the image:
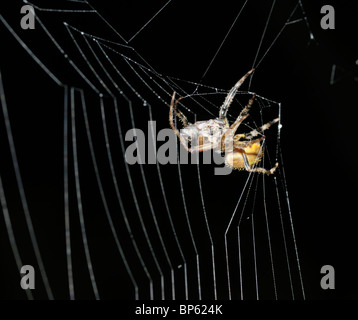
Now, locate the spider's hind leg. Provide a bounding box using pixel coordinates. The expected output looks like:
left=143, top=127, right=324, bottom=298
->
left=170, top=92, right=189, bottom=127
left=169, top=92, right=192, bottom=152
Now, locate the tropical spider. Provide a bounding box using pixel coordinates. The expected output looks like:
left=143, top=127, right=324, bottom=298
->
left=169, top=69, right=279, bottom=175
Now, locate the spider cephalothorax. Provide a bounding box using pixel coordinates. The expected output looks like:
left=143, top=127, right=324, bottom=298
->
left=169, top=69, right=279, bottom=175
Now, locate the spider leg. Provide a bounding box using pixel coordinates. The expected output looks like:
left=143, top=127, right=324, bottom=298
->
left=170, top=92, right=189, bottom=126
left=191, top=143, right=217, bottom=153
left=233, top=94, right=256, bottom=123
left=220, top=114, right=248, bottom=151
left=170, top=92, right=214, bottom=153
left=244, top=117, right=280, bottom=140
left=219, top=69, right=255, bottom=120
left=220, top=95, right=256, bottom=149
left=170, top=92, right=192, bottom=152
left=242, top=151, right=279, bottom=175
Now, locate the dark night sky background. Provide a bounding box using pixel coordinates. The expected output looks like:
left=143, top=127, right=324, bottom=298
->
left=0, top=0, right=358, bottom=301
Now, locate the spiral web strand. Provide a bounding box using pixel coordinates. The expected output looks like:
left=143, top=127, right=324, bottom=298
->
left=0, top=0, right=312, bottom=299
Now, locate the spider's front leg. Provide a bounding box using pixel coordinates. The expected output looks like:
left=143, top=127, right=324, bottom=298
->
left=244, top=117, right=280, bottom=140
left=226, top=136, right=278, bottom=175
left=220, top=94, right=256, bottom=150
left=242, top=152, right=279, bottom=175
left=240, top=138, right=278, bottom=175
left=219, top=69, right=254, bottom=120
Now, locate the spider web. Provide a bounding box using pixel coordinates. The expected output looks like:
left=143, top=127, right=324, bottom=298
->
left=0, top=0, right=316, bottom=300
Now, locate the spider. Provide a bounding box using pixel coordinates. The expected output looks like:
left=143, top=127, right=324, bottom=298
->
left=169, top=69, right=279, bottom=175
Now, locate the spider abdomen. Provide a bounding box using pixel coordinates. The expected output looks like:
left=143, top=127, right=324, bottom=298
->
left=180, top=119, right=226, bottom=151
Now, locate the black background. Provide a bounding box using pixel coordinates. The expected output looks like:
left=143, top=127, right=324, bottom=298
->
left=0, top=0, right=358, bottom=300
